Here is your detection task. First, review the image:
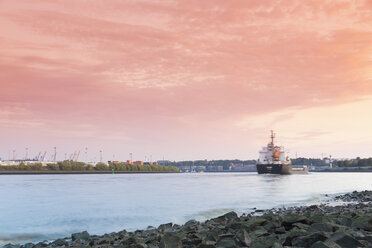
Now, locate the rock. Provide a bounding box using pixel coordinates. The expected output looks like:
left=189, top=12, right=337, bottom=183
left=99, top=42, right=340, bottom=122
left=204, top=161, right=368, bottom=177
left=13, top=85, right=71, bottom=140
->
left=272, top=242, right=283, bottom=248
left=159, top=232, right=182, bottom=248
left=51, top=238, right=68, bottom=246
left=310, top=215, right=334, bottom=224
left=362, top=235, right=372, bottom=244
left=22, top=243, right=34, bottom=248
left=216, top=237, right=236, bottom=248
left=205, top=230, right=218, bottom=242
left=184, top=219, right=199, bottom=227
left=71, top=230, right=91, bottom=241
left=247, top=217, right=267, bottom=230
left=158, top=223, right=173, bottom=233
left=310, top=241, right=341, bottom=248
left=198, top=244, right=216, bottom=248
left=327, top=232, right=364, bottom=248
left=226, top=221, right=249, bottom=230
left=251, top=227, right=269, bottom=237
left=359, top=240, right=371, bottom=247
left=31, top=242, right=47, bottom=248
left=292, top=232, right=329, bottom=248
left=274, top=226, right=286, bottom=234
left=337, top=217, right=352, bottom=227
left=293, top=222, right=311, bottom=230
left=1, top=244, right=20, bottom=248
left=95, top=234, right=114, bottom=245
left=352, top=216, right=372, bottom=231
left=211, top=212, right=238, bottom=224
left=310, top=223, right=334, bottom=233
left=147, top=226, right=156, bottom=230
left=287, top=227, right=308, bottom=238
left=121, top=236, right=140, bottom=246
left=223, top=211, right=238, bottom=220
left=250, top=235, right=278, bottom=248
left=282, top=214, right=309, bottom=229
left=235, top=229, right=251, bottom=247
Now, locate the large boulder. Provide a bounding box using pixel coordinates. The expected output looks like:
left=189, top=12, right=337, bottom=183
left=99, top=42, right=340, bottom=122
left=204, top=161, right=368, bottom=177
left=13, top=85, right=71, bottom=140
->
left=51, top=239, right=68, bottom=246
left=292, top=232, right=329, bottom=248
left=327, top=232, right=364, bottom=248
left=310, top=214, right=334, bottom=224
left=216, top=237, right=236, bottom=248
left=235, top=229, right=251, bottom=247
left=250, top=235, right=279, bottom=248
left=159, top=232, right=182, bottom=248
left=223, top=211, right=238, bottom=220
left=71, top=231, right=91, bottom=241
left=1, top=244, right=20, bottom=248
left=310, top=223, right=334, bottom=233
left=352, top=216, right=372, bottom=231
left=282, top=214, right=309, bottom=229
left=158, top=223, right=173, bottom=233
left=246, top=217, right=268, bottom=231
left=310, top=241, right=341, bottom=248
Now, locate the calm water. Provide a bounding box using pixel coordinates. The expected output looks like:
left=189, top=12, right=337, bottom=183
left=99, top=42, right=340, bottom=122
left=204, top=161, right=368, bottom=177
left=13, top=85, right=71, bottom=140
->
left=1, top=172, right=372, bottom=245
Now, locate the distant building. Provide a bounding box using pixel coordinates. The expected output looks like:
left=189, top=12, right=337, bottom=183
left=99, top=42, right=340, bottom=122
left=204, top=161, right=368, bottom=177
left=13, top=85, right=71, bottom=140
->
left=133, top=161, right=144, bottom=165
left=126, top=160, right=132, bottom=164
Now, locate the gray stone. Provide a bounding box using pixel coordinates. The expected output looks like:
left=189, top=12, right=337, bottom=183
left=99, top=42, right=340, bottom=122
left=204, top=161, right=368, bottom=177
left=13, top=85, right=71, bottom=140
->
left=198, top=244, right=216, bottom=248
left=235, top=229, right=251, bottom=247
left=272, top=242, right=283, bottom=248
left=121, top=236, right=140, bottom=246
left=310, top=241, right=341, bottom=248
left=337, top=217, right=352, bottom=227
left=283, top=214, right=309, bottom=229
left=247, top=217, right=267, bottom=230
left=310, top=223, right=334, bottom=233
left=327, top=232, right=364, bottom=248
left=158, top=223, right=173, bottom=232
left=352, top=216, right=372, bottom=231
left=22, top=243, right=34, bottom=248
left=159, top=232, right=182, bottom=248
left=71, top=230, right=91, bottom=241
left=223, top=211, right=238, bottom=220
left=310, top=215, right=335, bottom=224
left=250, top=235, right=278, bottom=248
left=293, top=222, right=311, bottom=230
left=216, top=237, right=236, bottom=248
left=1, top=244, right=20, bottom=248
left=184, top=219, right=199, bottom=227
left=287, top=227, right=308, bottom=238
left=292, top=232, right=329, bottom=248
left=51, top=238, right=68, bottom=246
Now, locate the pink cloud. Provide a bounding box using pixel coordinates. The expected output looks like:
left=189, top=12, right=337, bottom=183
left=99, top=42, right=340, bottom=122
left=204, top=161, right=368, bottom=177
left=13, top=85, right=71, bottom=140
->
left=0, top=0, right=371, bottom=160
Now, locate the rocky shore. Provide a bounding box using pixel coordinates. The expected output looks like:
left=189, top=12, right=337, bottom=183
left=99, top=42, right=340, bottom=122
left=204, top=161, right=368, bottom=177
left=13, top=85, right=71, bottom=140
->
left=3, top=191, right=372, bottom=248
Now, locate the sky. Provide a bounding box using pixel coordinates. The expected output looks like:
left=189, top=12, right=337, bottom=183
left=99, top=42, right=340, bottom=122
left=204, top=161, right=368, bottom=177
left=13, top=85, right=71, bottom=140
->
left=0, top=0, right=372, bottom=162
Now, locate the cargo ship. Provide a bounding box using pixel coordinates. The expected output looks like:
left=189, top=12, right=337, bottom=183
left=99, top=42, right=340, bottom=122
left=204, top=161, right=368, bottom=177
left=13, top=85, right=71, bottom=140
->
left=256, top=131, right=308, bottom=175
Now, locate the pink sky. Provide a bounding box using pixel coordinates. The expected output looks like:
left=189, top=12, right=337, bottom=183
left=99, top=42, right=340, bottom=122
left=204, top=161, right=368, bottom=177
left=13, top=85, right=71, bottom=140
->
left=1, top=0, right=372, bottom=161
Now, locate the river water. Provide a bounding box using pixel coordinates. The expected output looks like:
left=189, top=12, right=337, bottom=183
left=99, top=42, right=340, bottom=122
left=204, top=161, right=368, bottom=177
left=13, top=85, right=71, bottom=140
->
left=1, top=172, right=372, bottom=245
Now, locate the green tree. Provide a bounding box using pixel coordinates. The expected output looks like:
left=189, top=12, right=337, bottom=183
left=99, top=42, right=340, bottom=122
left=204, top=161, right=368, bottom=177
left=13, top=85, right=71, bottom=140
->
left=95, top=162, right=109, bottom=171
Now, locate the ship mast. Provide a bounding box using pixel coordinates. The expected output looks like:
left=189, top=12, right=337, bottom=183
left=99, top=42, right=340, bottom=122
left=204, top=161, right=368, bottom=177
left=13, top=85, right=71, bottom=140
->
left=270, top=130, right=275, bottom=145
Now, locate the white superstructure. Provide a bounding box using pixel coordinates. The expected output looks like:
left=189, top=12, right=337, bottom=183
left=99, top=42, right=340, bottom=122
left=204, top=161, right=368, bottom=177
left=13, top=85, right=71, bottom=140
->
left=258, top=131, right=289, bottom=165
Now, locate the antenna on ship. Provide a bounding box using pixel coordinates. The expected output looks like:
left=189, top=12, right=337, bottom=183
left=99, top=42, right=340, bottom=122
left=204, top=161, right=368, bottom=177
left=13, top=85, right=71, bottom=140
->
left=270, top=130, right=276, bottom=145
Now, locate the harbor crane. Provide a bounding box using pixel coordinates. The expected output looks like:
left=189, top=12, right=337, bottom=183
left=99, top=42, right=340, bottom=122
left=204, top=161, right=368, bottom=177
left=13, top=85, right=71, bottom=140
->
left=51, top=147, right=57, bottom=162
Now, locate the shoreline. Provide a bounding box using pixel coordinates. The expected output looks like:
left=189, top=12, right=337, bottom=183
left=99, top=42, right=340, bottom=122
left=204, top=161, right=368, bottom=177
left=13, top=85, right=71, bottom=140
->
left=0, top=171, right=179, bottom=175
left=2, top=191, right=372, bottom=248
left=2, top=170, right=372, bottom=175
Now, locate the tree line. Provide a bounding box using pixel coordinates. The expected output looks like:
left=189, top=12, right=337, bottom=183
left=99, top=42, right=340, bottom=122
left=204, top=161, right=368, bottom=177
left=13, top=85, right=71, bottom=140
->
left=166, top=159, right=257, bottom=170
left=0, top=161, right=179, bottom=172
left=336, top=158, right=372, bottom=167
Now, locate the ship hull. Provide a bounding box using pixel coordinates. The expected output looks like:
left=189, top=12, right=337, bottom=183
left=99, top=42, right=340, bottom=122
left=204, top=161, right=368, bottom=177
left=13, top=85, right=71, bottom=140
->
left=256, top=163, right=292, bottom=175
